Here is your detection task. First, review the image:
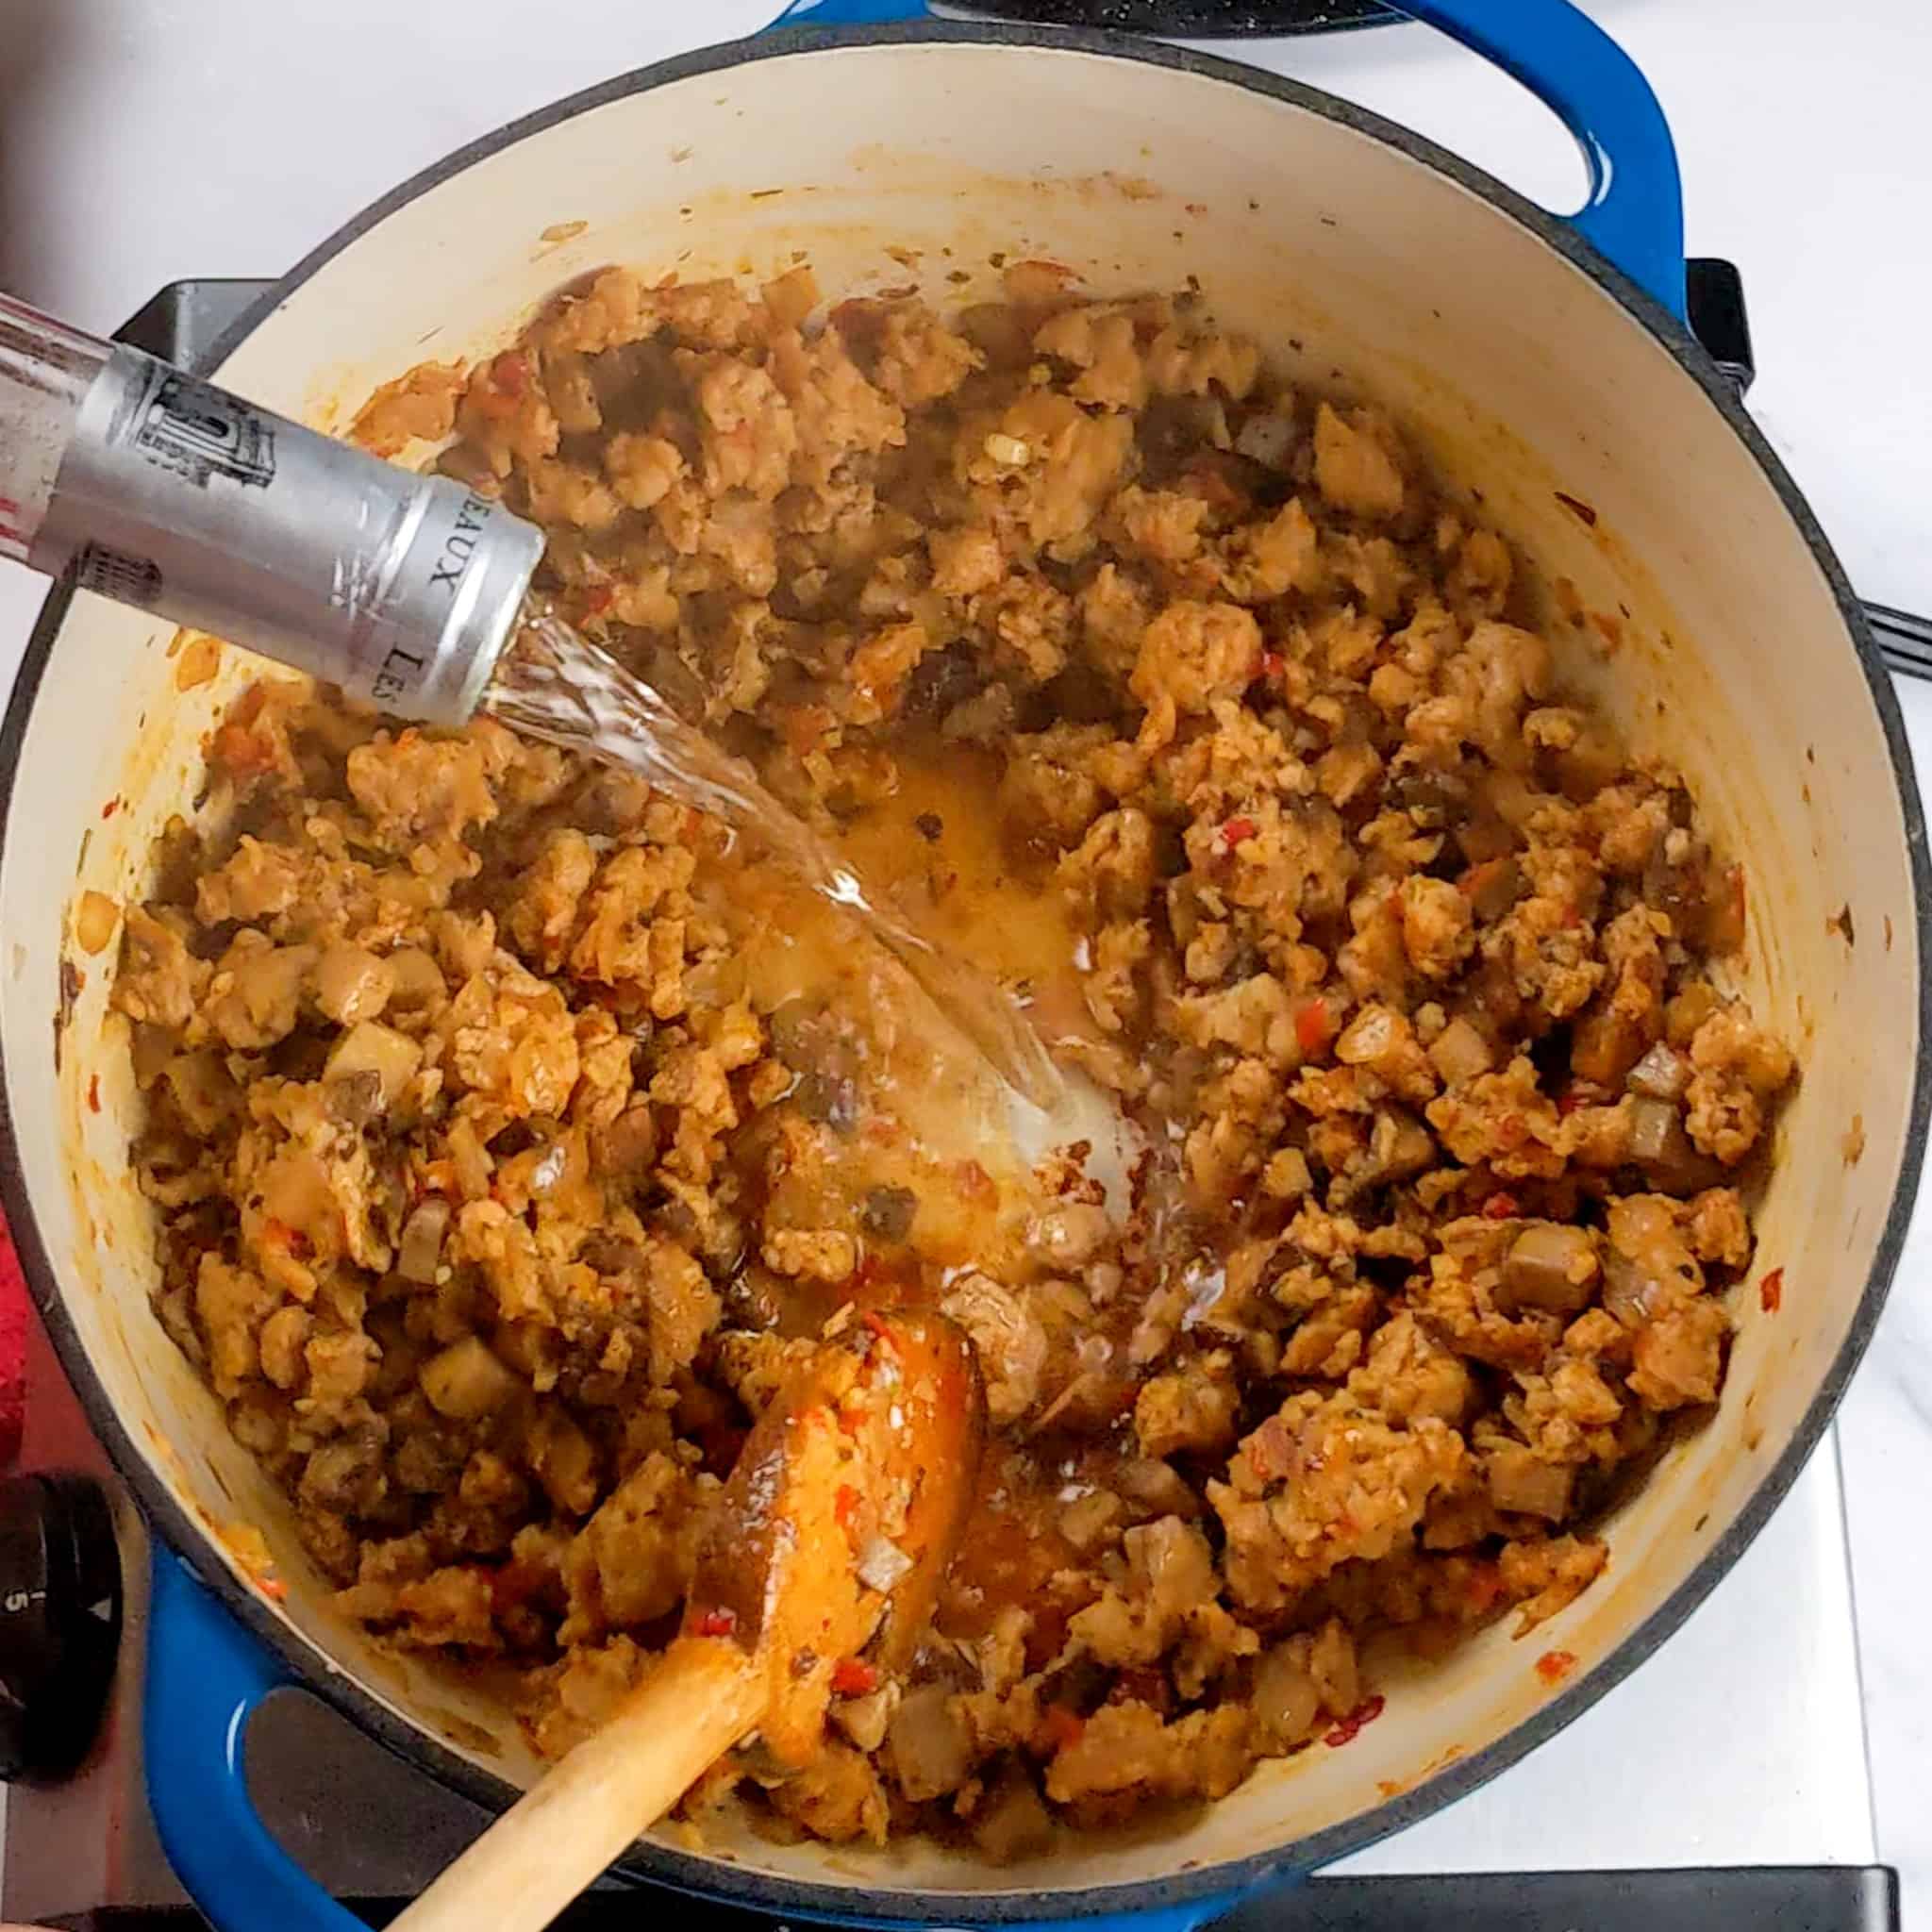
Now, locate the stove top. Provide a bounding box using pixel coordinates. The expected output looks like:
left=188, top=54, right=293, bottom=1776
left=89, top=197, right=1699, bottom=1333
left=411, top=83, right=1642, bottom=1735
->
left=0, top=282, right=1901, bottom=1932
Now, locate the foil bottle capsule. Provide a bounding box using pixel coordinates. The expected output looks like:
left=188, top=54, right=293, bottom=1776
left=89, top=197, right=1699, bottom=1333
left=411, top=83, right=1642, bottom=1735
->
left=19, top=329, right=542, bottom=726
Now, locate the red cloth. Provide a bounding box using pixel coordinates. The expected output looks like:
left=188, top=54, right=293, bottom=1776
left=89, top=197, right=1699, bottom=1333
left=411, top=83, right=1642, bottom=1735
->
left=0, top=1208, right=28, bottom=1467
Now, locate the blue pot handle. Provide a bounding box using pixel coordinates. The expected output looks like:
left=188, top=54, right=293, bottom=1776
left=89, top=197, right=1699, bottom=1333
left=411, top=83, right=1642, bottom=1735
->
left=762, top=0, right=1687, bottom=316
left=145, top=1547, right=369, bottom=1932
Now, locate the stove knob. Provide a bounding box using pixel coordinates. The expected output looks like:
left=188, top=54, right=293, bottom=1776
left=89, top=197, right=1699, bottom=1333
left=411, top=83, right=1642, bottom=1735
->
left=0, top=1473, right=121, bottom=1780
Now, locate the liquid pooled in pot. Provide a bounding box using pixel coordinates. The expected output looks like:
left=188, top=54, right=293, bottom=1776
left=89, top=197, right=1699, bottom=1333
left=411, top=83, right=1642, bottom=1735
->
left=487, top=605, right=1066, bottom=1116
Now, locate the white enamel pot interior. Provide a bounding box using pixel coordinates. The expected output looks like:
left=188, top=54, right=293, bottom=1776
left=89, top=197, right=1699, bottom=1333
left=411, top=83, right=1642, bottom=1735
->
left=0, top=25, right=1924, bottom=1925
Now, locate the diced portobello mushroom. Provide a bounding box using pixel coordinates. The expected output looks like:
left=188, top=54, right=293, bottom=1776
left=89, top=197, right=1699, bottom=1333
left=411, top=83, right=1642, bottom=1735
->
left=1628, top=1097, right=1725, bottom=1192
left=1626, top=1041, right=1691, bottom=1101
left=858, top=1185, right=919, bottom=1242
left=326, top=1067, right=385, bottom=1128
left=397, top=1197, right=452, bottom=1284
left=1483, top=1442, right=1574, bottom=1520
left=1497, top=1223, right=1599, bottom=1314
left=883, top=1684, right=974, bottom=1802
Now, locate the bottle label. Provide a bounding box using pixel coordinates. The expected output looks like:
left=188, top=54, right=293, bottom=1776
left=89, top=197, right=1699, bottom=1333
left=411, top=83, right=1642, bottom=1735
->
left=72, top=541, right=163, bottom=608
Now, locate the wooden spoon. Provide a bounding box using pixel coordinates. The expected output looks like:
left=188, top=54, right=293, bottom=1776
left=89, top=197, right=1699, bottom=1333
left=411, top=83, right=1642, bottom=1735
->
left=389, top=1308, right=985, bottom=1932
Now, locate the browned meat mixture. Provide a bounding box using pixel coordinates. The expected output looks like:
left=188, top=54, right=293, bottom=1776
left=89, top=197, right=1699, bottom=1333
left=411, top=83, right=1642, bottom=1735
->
left=116, top=261, right=1792, bottom=1854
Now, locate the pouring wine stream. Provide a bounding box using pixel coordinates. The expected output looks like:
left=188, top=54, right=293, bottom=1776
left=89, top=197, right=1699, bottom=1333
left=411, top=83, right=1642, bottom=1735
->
left=489, top=607, right=1068, bottom=1116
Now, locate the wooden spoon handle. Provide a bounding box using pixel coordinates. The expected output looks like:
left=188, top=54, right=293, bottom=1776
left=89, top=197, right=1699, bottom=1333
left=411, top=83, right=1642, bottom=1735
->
left=388, top=1636, right=764, bottom=1932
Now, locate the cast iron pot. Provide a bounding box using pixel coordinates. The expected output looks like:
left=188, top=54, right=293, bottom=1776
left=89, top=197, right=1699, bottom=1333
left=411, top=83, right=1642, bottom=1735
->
left=1, top=4, right=1923, bottom=1928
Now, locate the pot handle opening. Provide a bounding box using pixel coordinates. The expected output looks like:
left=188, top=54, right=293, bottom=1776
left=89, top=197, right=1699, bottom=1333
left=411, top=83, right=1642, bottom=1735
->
left=761, top=0, right=1688, bottom=316
left=145, top=1547, right=372, bottom=1932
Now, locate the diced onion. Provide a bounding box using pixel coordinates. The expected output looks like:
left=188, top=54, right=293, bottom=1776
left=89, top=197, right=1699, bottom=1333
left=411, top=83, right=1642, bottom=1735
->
left=856, top=1534, right=913, bottom=1594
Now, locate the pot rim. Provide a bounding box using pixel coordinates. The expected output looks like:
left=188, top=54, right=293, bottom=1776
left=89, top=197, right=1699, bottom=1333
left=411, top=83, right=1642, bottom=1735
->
left=2, top=20, right=1924, bottom=1924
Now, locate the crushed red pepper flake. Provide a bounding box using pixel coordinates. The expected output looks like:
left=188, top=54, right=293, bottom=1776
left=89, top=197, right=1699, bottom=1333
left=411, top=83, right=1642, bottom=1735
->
left=1323, top=1695, right=1386, bottom=1747
left=1760, top=1267, right=1784, bottom=1313
left=831, top=1657, right=879, bottom=1697
left=1293, top=997, right=1330, bottom=1057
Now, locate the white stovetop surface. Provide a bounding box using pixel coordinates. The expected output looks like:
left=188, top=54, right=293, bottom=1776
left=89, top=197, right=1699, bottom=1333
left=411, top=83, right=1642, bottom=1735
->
left=1, top=0, right=1927, bottom=1910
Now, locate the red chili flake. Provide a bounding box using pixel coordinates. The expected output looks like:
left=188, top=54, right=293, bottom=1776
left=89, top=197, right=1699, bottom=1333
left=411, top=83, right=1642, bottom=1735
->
left=1219, top=815, right=1257, bottom=852
left=831, top=1657, right=879, bottom=1697
left=834, top=1483, right=862, bottom=1532
left=86, top=1074, right=101, bottom=1114
left=1557, top=1089, right=1586, bottom=1117
left=491, top=350, right=529, bottom=398
left=1323, top=1694, right=1387, bottom=1748
left=100, top=797, right=119, bottom=820
left=1481, top=1191, right=1520, bottom=1221
left=693, top=1607, right=738, bottom=1638
left=1760, top=1267, right=1784, bottom=1313
left=1293, top=997, right=1330, bottom=1058
left=1535, top=1649, right=1577, bottom=1686
left=259, top=1575, right=288, bottom=1603
left=1040, top=1706, right=1086, bottom=1753
left=583, top=583, right=616, bottom=616
left=1258, top=650, right=1284, bottom=681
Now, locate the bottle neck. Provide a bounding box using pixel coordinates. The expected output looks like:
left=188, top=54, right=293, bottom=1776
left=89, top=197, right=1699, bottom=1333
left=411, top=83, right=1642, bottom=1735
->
left=0, top=296, right=111, bottom=566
